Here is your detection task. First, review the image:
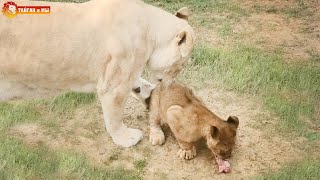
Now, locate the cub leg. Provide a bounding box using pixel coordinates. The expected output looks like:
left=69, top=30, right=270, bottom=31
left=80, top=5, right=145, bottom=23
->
left=166, top=105, right=197, bottom=159
left=177, top=140, right=197, bottom=160
left=149, top=88, right=165, bottom=145
left=149, top=116, right=165, bottom=145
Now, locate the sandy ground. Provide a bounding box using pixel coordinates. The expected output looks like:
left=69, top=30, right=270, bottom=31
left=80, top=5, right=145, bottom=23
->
left=196, top=0, right=320, bottom=63
left=10, top=87, right=304, bottom=179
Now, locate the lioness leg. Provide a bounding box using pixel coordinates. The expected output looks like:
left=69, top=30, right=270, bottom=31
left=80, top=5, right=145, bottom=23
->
left=98, top=84, right=143, bottom=147
left=177, top=140, right=197, bottom=160
left=97, top=57, right=145, bottom=147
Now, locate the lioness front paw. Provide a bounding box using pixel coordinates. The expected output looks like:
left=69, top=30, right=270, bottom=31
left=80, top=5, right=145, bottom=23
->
left=110, top=127, right=143, bottom=148
left=149, top=128, right=165, bottom=145
left=177, top=146, right=197, bottom=160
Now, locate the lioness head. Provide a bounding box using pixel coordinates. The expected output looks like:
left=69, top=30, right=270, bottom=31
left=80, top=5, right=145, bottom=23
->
left=207, top=116, right=239, bottom=160
left=132, top=78, right=156, bottom=108
left=148, top=7, right=195, bottom=83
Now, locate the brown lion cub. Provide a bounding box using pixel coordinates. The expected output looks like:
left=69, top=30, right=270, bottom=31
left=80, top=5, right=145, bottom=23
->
left=147, top=81, right=239, bottom=173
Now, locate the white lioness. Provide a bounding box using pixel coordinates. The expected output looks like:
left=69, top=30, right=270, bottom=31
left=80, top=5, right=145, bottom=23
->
left=0, top=0, right=195, bottom=147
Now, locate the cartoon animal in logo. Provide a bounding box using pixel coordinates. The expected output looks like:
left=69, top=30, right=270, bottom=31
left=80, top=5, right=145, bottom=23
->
left=2, top=1, right=18, bottom=18
left=8, top=4, right=16, bottom=14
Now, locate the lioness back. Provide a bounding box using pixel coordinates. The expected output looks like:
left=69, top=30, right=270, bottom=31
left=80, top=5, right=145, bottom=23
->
left=0, top=0, right=188, bottom=90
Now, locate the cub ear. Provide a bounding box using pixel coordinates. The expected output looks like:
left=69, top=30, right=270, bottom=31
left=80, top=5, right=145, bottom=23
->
left=175, top=7, right=189, bottom=20
left=227, top=116, right=239, bottom=128
left=210, top=126, right=220, bottom=139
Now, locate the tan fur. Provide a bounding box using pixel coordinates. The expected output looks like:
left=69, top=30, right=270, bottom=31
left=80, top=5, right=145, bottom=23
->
left=0, top=0, right=195, bottom=147
left=149, top=81, right=239, bottom=160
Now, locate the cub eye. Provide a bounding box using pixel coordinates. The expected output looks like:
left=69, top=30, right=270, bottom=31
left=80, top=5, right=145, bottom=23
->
left=158, top=79, right=162, bottom=82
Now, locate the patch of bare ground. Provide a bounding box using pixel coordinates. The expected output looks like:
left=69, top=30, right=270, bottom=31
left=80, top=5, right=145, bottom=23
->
left=233, top=12, right=319, bottom=62
left=10, top=88, right=304, bottom=179
left=191, top=13, right=226, bottom=46
left=196, top=0, right=320, bottom=62
left=195, top=26, right=223, bottom=47
left=241, top=0, right=298, bottom=9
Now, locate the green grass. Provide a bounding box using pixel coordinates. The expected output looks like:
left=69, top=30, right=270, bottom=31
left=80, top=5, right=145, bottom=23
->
left=0, top=92, right=96, bottom=130
left=308, top=49, right=320, bottom=62
left=284, top=0, right=314, bottom=19
left=182, top=44, right=320, bottom=138
left=0, top=92, right=141, bottom=179
left=218, top=21, right=232, bottom=37
left=257, top=158, right=320, bottom=180
left=48, top=91, right=96, bottom=114
left=131, top=53, right=320, bottom=180
left=147, top=0, right=248, bottom=17
left=145, top=0, right=239, bottom=12
left=252, top=0, right=314, bottom=19
left=0, top=102, right=41, bottom=131
left=134, top=159, right=148, bottom=172
left=145, top=0, right=248, bottom=27
left=0, top=137, right=141, bottom=180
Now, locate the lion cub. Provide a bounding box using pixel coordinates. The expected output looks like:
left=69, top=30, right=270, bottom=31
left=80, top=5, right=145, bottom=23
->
left=148, top=81, right=239, bottom=173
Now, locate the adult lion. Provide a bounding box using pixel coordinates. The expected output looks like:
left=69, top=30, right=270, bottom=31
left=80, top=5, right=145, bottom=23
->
left=0, top=0, right=195, bottom=147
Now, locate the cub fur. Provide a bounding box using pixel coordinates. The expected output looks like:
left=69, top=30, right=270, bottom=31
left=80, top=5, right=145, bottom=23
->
left=148, top=81, right=239, bottom=171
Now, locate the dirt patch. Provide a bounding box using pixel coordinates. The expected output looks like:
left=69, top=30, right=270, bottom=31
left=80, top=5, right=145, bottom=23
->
left=10, top=88, right=303, bottom=179
left=240, top=0, right=298, bottom=9
left=195, top=0, right=320, bottom=62
left=233, top=12, right=320, bottom=62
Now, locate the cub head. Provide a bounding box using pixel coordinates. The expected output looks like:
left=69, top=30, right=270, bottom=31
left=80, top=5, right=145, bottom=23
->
left=148, top=7, right=195, bottom=83
left=207, top=116, right=239, bottom=160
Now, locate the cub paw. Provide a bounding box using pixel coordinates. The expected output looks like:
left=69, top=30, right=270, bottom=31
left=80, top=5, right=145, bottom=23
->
left=149, top=128, right=165, bottom=145
left=177, top=147, right=197, bottom=160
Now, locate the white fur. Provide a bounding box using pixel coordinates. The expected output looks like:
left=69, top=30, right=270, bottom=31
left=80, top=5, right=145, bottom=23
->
left=0, top=0, right=194, bottom=147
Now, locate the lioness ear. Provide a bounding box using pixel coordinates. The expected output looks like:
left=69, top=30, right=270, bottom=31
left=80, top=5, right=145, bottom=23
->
left=210, top=126, right=220, bottom=139
left=176, top=31, right=187, bottom=46
left=175, top=29, right=194, bottom=57
left=175, top=7, right=190, bottom=20
left=227, top=116, right=239, bottom=128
